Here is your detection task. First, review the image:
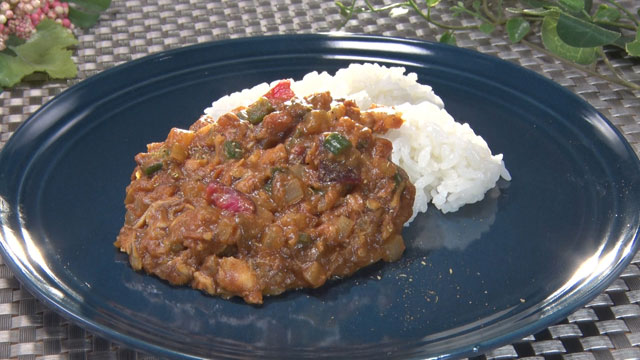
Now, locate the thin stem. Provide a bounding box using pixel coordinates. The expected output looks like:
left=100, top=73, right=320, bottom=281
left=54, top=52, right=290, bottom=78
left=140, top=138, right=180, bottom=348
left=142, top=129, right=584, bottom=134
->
left=496, top=0, right=505, bottom=22
left=453, top=4, right=491, bottom=23
left=482, top=0, right=498, bottom=23
left=593, top=20, right=637, bottom=31
left=336, top=0, right=357, bottom=28
left=408, top=1, right=480, bottom=30
left=337, top=0, right=410, bottom=28
left=597, top=47, right=628, bottom=85
left=362, top=0, right=409, bottom=13
left=523, top=40, right=640, bottom=90
left=581, top=9, right=591, bottom=20
left=606, top=0, right=639, bottom=26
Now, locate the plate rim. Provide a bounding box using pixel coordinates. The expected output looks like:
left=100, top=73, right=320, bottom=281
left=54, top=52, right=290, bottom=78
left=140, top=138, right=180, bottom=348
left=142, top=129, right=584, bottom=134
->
left=1, top=33, right=639, bottom=359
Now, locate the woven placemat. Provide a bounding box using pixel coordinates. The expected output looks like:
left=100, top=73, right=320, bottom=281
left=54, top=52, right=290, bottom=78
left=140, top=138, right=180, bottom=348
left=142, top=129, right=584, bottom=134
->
left=1, top=0, right=640, bottom=358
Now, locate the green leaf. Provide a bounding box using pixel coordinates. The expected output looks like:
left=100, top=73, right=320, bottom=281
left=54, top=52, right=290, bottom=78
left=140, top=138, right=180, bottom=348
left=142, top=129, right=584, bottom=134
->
left=541, top=13, right=597, bottom=65
left=0, top=19, right=78, bottom=88
left=426, top=0, right=440, bottom=7
left=472, top=0, right=481, bottom=12
left=63, top=0, right=111, bottom=12
left=593, top=5, right=621, bottom=23
left=506, top=17, right=531, bottom=43
left=556, top=13, right=620, bottom=47
left=626, top=29, right=640, bottom=57
left=558, top=0, right=584, bottom=13
left=479, top=22, right=495, bottom=34
left=439, top=31, right=457, bottom=45
left=68, top=7, right=101, bottom=28
left=612, top=35, right=636, bottom=49
left=62, top=0, right=111, bottom=28
left=627, top=41, right=640, bottom=56
left=5, top=36, right=25, bottom=48
left=0, top=55, right=30, bottom=87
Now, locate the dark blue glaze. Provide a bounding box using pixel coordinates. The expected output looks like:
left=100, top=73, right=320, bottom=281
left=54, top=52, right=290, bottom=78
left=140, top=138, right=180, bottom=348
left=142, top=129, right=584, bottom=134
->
left=0, top=34, right=639, bottom=359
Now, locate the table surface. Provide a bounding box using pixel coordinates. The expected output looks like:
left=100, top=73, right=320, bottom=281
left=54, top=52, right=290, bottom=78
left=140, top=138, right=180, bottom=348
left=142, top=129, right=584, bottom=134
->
left=1, top=0, right=640, bottom=359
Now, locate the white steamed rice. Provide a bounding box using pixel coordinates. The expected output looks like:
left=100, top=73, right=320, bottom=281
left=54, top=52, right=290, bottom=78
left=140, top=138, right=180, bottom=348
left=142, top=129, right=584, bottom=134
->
left=204, top=63, right=510, bottom=223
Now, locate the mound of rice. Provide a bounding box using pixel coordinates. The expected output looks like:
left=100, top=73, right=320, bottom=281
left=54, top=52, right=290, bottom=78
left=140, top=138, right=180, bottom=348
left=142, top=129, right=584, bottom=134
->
left=204, top=63, right=510, bottom=222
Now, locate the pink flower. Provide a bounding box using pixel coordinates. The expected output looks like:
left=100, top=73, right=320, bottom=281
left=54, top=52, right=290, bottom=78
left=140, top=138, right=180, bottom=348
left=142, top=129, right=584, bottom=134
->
left=0, top=0, right=75, bottom=43
left=8, top=15, right=34, bottom=38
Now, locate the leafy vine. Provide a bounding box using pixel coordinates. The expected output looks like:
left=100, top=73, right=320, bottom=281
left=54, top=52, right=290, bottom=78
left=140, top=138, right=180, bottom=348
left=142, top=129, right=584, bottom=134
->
left=336, top=0, right=640, bottom=90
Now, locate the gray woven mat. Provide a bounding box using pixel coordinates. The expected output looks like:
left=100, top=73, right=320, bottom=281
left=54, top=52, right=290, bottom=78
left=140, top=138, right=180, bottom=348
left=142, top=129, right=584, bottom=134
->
left=1, top=0, right=640, bottom=358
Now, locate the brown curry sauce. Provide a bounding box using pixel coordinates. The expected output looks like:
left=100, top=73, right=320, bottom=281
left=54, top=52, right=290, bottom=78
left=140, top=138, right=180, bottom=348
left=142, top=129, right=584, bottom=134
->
left=115, top=80, right=415, bottom=304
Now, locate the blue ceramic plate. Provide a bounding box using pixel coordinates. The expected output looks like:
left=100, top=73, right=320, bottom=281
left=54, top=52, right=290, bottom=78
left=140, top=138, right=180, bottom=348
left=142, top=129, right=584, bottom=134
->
left=1, top=34, right=639, bottom=359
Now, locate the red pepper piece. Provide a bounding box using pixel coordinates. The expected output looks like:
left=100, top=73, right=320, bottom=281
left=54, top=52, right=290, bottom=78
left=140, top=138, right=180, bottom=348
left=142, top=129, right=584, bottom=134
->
left=264, top=80, right=295, bottom=103
left=206, top=181, right=255, bottom=214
